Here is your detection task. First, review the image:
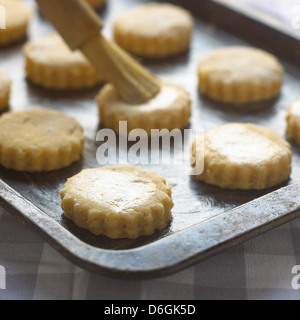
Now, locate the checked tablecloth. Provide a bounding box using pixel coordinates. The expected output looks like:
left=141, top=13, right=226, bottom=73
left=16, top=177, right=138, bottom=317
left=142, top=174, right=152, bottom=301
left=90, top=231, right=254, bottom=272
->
left=0, top=206, right=299, bottom=300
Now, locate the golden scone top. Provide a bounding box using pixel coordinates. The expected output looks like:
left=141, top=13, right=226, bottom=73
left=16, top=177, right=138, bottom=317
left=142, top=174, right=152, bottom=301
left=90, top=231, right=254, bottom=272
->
left=113, top=3, right=194, bottom=58
left=0, top=109, right=83, bottom=141
left=206, top=124, right=286, bottom=165
left=199, top=47, right=283, bottom=81
left=60, top=165, right=173, bottom=239
left=24, top=34, right=94, bottom=67
left=0, top=0, right=32, bottom=29
left=192, top=123, right=291, bottom=190
left=100, top=82, right=185, bottom=111
left=0, top=0, right=32, bottom=46
left=114, top=3, right=193, bottom=38
left=63, top=169, right=157, bottom=213
left=97, top=81, right=191, bottom=134
left=23, top=34, right=103, bottom=89
left=0, top=109, right=84, bottom=172
left=198, top=46, right=283, bottom=104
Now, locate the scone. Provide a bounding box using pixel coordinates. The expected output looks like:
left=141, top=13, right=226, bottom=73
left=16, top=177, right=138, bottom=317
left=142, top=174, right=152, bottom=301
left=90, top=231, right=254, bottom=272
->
left=60, top=165, right=173, bottom=239
left=191, top=123, right=291, bottom=190
left=0, top=0, right=32, bottom=46
left=0, top=71, right=11, bottom=111
left=85, top=0, right=106, bottom=10
left=23, top=34, right=103, bottom=90
left=96, top=81, right=191, bottom=135
left=287, top=99, right=300, bottom=145
left=113, top=3, right=194, bottom=58
left=198, top=46, right=283, bottom=104
left=0, top=109, right=84, bottom=172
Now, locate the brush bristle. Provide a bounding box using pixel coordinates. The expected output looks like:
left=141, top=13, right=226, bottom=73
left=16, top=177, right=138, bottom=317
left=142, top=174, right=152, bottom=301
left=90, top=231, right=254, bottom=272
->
left=81, top=35, right=161, bottom=104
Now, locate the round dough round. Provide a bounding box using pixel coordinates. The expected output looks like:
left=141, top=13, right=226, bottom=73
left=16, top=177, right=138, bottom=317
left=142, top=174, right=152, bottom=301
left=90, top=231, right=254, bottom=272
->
left=96, top=81, right=191, bottom=135
left=0, top=71, right=11, bottom=110
left=60, top=165, right=173, bottom=239
left=198, top=46, right=283, bottom=104
left=85, top=0, right=106, bottom=10
left=113, top=3, right=194, bottom=58
left=23, top=34, right=103, bottom=90
left=287, top=99, right=300, bottom=145
left=0, top=109, right=84, bottom=172
left=0, top=0, right=32, bottom=46
left=191, top=123, right=291, bottom=190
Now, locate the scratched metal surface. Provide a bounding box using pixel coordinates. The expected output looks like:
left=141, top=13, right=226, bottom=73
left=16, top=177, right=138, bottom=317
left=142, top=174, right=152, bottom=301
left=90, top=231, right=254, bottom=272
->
left=0, top=0, right=300, bottom=277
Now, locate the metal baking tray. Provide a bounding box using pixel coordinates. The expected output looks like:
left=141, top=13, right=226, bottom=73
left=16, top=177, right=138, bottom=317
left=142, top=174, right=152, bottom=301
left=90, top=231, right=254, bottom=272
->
left=0, top=0, right=300, bottom=280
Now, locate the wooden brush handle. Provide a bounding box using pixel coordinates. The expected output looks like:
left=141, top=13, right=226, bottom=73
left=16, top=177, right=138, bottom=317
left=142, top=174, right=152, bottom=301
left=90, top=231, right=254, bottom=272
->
left=36, top=0, right=103, bottom=50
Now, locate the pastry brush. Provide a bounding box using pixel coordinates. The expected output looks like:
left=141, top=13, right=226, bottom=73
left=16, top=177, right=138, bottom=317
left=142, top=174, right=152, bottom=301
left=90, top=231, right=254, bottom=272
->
left=36, top=0, right=161, bottom=104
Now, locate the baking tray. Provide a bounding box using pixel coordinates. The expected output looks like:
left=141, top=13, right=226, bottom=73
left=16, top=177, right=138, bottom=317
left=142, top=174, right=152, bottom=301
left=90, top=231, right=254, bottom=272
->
left=197, top=0, right=300, bottom=65
left=0, top=0, right=300, bottom=280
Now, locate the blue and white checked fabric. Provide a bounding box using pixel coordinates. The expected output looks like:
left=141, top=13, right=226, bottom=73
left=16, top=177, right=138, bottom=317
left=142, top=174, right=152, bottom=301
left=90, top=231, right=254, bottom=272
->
left=0, top=207, right=299, bottom=300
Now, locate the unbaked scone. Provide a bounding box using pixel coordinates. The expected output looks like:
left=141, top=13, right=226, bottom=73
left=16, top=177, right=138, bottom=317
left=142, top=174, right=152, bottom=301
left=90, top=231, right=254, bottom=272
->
left=0, top=109, right=84, bottom=172
left=60, top=165, right=173, bottom=239
left=23, top=34, right=103, bottom=90
left=0, top=0, right=32, bottom=46
left=85, top=0, right=106, bottom=10
left=0, top=71, right=11, bottom=111
left=96, top=81, right=191, bottom=135
left=191, top=123, right=291, bottom=190
left=113, top=3, right=194, bottom=58
left=198, top=46, right=283, bottom=104
left=287, top=99, right=300, bottom=145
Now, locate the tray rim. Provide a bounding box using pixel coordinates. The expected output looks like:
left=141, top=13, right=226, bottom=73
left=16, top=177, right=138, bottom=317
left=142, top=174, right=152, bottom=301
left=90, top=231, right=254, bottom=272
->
left=1, top=178, right=300, bottom=280
left=198, top=0, right=300, bottom=65
left=212, top=0, right=300, bottom=40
